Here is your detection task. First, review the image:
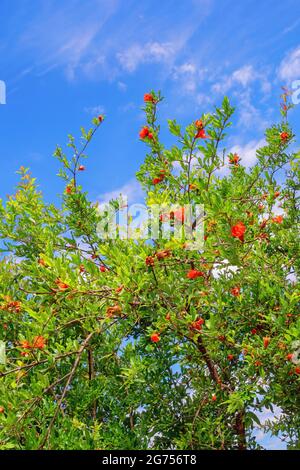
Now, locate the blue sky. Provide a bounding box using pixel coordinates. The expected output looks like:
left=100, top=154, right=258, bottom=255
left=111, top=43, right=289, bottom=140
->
left=0, top=0, right=299, bottom=448
left=0, top=0, right=300, bottom=205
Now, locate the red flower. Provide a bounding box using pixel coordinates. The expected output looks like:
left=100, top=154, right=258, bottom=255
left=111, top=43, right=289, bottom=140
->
left=195, top=128, right=207, bottom=139
left=274, top=191, right=280, bottom=198
left=165, top=313, right=171, bottom=321
left=263, top=336, right=270, bottom=349
left=230, top=287, right=240, bottom=297
left=148, top=133, right=154, bottom=140
left=229, top=153, right=240, bottom=165
left=78, top=165, right=85, bottom=171
left=286, top=353, right=293, bottom=361
left=280, top=131, right=289, bottom=142
left=187, top=269, right=205, bottom=279
left=55, top=279, right=70, bottom=290
left=139, top=126, right=150, bottom=139
left=106, top=304, right=122, bottom=317
left=79, top=265, right=85, bottom=273
left=0, top=406, right=4, bottom=413
left=32, top=336, right=46, bottom=350
left=145, top=256, right=155, bottom=267
left=144, top=93, right=155, bottom=103
left=174, top=208, right=185, bottom=223
left=152, top=177, right=163, bottom=185
left=150, top=332, right=160, bottom=343
left=100, top=265, right=107, bottom=272
left=251, top=328, right=258, bottom=335
left=272, top=215, right=283, bottom=224
left=295, top=367, right=300, bottom=375
left=231, top=222, right=246, bottom=242
left=254, top=360, right=262, bottom=367
left=211, top=394, right=217, bottom=402
left=191, top=318, right=205, bottom=331
left=160, top=208, right=184, bottom=223
left=19, top=340, right=31, bottom=350
left=227, top=354, right=234, bottom=361
left=65, top=185, right=73, bottom=194
left=156, top=249, right=171, bottom=260
left=115, top=285, right=124, bottom=293
left=98, top=115, right=104, bottom=123
left=195, top=119, right=204, bottom=129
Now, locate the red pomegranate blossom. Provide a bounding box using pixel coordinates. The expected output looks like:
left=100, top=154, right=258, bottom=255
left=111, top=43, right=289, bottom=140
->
left=150, top=332, right=160, bottom=343
left=229, top=153, right=240, bottom=165
left=144, top=93, right=156, bottom=103
left=145, top=256, right=155, bottom=266
left=231, top=222, right=246, bottom=242
left=272, top=215, right=283, bottom=224
left=32, top=336, right=47, bottom=350
left=195, top=128, right=207, bottom=139
left=230, top=287, right=241, bottom=297
left=191, top=318, right=205, bottom=331
left=280, top=131, right=289, bottom=142
left=187, top=269, right=205, bottom=279
left=152, top=177, right=163, bottom=185
left=139, top=126, right=151, bottom=139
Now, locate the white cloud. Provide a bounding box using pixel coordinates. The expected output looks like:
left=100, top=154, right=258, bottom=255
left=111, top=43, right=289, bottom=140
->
left=236, top=90, right=270, bottom=130
left=196, top=92, right=212, bottom=106
left=98, top=179, right=144, bottom=204
left=232, top=65, right=256, bottom=87
left=212, top=65, right=271, bottom=95
left=172, top=62, right=197, bottom=78
left=228, top=138, right=265, bottom=168
left=84, top=105, right=105, bottom=116
left=17, top=0, right=119, bottom=80
left=212, top=260, right=239, bottom=279
left=117, top=41, right=175, bottom=72
left=278, top=45, right=300, bottom=83
left=171, top=62, right=207, bottom=94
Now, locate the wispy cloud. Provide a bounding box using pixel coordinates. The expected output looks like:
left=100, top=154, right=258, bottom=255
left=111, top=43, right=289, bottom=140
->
left=84, top=105, right=105, bottom=116
left=278, top=45, right=300, bottom=83
left=212, top=64, right=271, bottom=95
left=16, top=0, right=119, bottom=79
left=98, top=179, right=144, bottom=204
left=171, top=62, right=207, bottom=94
left=236, top=90, right=270, bottom=130
left=228, top=138, right=265, bottom=167
left=117, top=42, right=175, bottom=73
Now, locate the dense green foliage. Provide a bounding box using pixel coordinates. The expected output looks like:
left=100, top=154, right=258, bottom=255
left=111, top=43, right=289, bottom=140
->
left=0, top=92, right=299, bottom=449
